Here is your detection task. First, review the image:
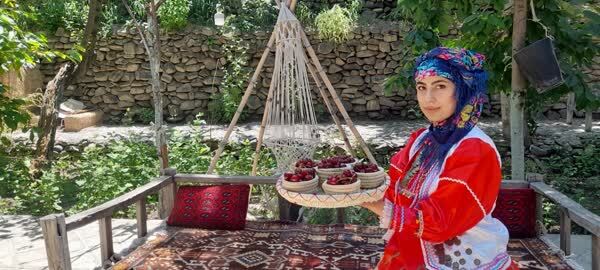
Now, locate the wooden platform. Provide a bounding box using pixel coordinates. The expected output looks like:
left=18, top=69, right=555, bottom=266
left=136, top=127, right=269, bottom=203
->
left=111, top=221, right=575, bottom=270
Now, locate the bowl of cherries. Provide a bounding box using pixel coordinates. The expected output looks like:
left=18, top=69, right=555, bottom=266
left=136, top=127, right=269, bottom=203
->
left=321, top=169, right=361, bottom=194
left=352, top=162, right=385, bottom=188
left=281, top=168, right=319, bottom=193
left=316, top=155, right=354, bottom=175
left=295, top=158, right=318, bottom=170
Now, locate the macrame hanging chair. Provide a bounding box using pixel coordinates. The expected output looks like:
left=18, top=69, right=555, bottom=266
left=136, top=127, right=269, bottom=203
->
left=264, top=5, right=320, bottom=173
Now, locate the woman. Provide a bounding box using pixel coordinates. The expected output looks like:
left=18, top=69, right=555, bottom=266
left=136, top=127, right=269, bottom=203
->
left=362, top=47, right=518, bottom=269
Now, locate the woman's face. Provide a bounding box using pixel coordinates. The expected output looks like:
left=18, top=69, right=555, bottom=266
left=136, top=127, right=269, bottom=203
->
left=416, top=76, right=457, bottom=125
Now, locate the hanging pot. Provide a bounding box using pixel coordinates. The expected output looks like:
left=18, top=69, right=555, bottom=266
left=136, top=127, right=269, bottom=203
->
left=513, top=37, right=564, bottom=92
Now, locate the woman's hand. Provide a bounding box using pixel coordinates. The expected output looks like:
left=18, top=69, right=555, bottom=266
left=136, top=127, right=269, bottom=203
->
left=361, top=199, right=384, bottom=217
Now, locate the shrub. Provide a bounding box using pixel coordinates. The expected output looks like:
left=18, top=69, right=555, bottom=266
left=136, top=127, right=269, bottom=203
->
left=314, top=0, right=361, bottom=43
left=158, top=0, right=191, bottom=31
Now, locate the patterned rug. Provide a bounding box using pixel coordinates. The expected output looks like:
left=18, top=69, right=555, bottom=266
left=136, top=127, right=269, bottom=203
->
left=112, top=221, right=573, bottom=270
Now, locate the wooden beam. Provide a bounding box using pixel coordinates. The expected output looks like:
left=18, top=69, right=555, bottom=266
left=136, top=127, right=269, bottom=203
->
left=207, top=32, right=277, bottom=174
left=289, top=0, right=298, bottom=12
left=65, top=176, right=173, bottom=231
left=40, top=214, right=72, bottom=270
left=175, top=174, right=278, bottom=184
left=510, top=0, right=528, bottom=181
left=559, top=207, right=571, bottom=255
left=530, top=182, right=600, bottom=236
left=593, top=234, right=599, bottom=270
left=500, top=180, right=529, bottom=189
left=99, top=216, right=113, bottom=264
left=158, top=168, right=177, bottom=219
left=251, top=52, right=278, bottom=176
left=136, top=198, right=147, bottom=238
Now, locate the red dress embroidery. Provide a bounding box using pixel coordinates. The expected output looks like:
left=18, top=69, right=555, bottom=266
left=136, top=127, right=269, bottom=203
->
left=379, top=128, right=518, bottom=270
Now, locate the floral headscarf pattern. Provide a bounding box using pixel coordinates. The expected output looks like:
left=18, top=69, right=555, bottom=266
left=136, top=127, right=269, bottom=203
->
left=411, top=47, right=489, bottom=175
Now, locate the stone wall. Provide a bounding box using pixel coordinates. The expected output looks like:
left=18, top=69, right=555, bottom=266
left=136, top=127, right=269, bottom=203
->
left=40, top=25, right=504, bottom=123
left=40, top=24, right=598, bottom=124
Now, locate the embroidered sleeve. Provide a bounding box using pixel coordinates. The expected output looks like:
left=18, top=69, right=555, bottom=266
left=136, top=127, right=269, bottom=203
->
left=399, top=138, right=502, bottom=242
left=384, top=128, right=426, bottom=203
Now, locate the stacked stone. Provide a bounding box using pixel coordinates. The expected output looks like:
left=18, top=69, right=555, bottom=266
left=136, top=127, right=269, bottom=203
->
left=40, top=24, right=559, bottom=123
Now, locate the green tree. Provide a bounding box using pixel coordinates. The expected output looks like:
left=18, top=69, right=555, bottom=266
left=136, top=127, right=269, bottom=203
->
left=0, top=0, right=72, bottom=164
left=385, top=0, right=599, bottom=114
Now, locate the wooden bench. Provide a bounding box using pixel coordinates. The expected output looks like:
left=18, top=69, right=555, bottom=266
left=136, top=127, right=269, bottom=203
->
left=39, top=170, right=600, bottom=270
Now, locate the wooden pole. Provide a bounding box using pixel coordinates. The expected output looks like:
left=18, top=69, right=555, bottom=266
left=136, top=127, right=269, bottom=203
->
left=510, top=0, right=527, bottom=181
left=306, top=61, right=356, bottom=157
left=158, top=168, right=177, bottom=218
left=207, top=32, right=276, bottom=174
left=251, top=62, right=278, bottom=176
left=99, top=216, right=113, bottom=264
left=593, top=234, right=600, bottom=270
left=40, top=214, right=72, bottom=270
left=299, top=30, right=377, bottom=165
left=585, top=107, right=593, bottom=132
left=559, top=207, right=572, bottom=256
left=566, top=92, right=575, bottom=125
left=136, top=198, right=147, bottom=238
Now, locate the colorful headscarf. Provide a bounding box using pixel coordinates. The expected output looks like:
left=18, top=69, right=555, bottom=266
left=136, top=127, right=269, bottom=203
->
left=412, top=47, right=489, bottom=174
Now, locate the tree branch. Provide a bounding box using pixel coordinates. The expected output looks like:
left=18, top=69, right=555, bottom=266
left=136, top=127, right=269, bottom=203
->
left=155, top=0, right=166, bottom=9
left=121, top=0, right=151, bottom=54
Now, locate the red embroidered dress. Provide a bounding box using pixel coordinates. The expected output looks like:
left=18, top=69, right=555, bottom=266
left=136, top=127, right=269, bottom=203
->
left=378, top=127, right=517, bottom=270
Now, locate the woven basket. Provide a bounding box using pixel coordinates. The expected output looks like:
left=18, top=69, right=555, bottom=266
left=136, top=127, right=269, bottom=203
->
left=316, top=164, right=351, bottom=183
left=281, top=176, right=318, bottom=193
left=356, top=167, right=386, bottom=188
left=322, top=179, right=361, bottom=195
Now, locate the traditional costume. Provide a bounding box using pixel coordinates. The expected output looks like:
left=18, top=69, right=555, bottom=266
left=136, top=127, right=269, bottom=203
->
left=378, top=47, right=518, bottom=270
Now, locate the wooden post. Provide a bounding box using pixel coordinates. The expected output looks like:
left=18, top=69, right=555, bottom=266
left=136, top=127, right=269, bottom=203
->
left=527, top=173, right=545, bottom=235
left=40, top=214, right=72, bottom=270
left=278, top=193, right=292, bottom=221
left=251, top=56, right=278, bottom=176
left=535, top=193, right=544, bottom=235
left=158, top=168, right=177, bottom=219
left=99, top=216, right=113, bottom=264
left=207, top=32, right=277, bottom=174
left=585, top=107, right=593, bottom=132
left=510, top=0, right=527, bottom=181
left=299, top=30, right=377, bottom=165
left=592, top=234, right=599, bottom=270
left=559, top=207, right=571, bottom=256
left=336, top=208, right=345, bottom=224
left=566, top=92, right=575, bottom=124
left=501, top=93, right=511, bottom=140
left=306, top=61, right=356, bottom=157
left=136, top=198, right=147, bottom=238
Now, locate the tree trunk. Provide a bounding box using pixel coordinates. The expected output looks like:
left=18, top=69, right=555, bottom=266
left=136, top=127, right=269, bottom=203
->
left=501, top=92, right=510, bottom=139
left=510, top=0, right=527, bottom=181
left=74, top=0, right=105, bottom=80
left=30, top=63, right=75, bottom=177
left=29, top=0, right=104, bottom=177
left=566, top=92, right=575, bottom=125
left=585, top=107, right=592, bottom=132
left=147, top=2, right=169, bottom=170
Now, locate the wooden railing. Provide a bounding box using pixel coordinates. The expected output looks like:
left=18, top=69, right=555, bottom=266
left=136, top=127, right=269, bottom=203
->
left=39, top=173, right=600, bottom=270
left=530, top=181, right=600, bottom=270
